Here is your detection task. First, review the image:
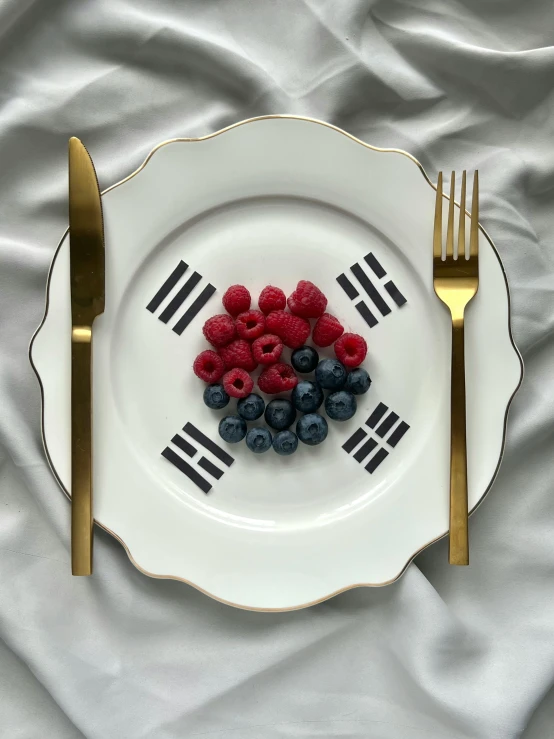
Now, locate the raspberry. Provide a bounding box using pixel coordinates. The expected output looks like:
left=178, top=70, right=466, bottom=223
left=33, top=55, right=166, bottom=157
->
left=258, top=285, right=286, bottom=315
left=258, top=363, right=298, bottom=394
left=287, top=280, right=327, bottom=318
left=235, top=310, right=266, bottom=341
left=223, top=368, right=254, bottom=399
left=334, top=333, right=367, bottom=368
left=193, top=350, right=225, bottom=383
left=219, top=339, right=257, bottom=372
left=222, top=285, right=251, bottom=316
left=252, top=334, right=283, bottom=365
left=312, top=313, right=344, bottom=347
left=266, top=310, right=311, bottom=349
left=202, top=314, right=236, bottom=348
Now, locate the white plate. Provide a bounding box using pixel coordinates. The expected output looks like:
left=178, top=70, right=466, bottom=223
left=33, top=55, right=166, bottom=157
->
left=30, top=116, right=523, bottom=611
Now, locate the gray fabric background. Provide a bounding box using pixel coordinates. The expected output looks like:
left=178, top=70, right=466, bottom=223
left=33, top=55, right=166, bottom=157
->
left=1, top=1, right=553, bottom=737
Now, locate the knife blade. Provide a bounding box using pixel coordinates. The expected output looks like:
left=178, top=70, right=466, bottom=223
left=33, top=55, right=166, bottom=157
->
left=68, top=137, right=105, bottom=576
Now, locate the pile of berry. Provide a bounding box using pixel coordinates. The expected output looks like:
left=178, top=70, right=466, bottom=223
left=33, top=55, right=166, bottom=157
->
left=193, top=281, right=371, bottom=456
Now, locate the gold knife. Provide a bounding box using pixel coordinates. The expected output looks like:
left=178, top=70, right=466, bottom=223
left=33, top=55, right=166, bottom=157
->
left=68, top=137, right=105, bottom=575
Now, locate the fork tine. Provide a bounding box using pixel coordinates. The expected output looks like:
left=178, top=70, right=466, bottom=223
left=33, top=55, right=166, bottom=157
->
left=470, top=170, right=479, bottom=258
left=446, top=171, right=455, bottom=258
left=458, top=170, right=466, bottom=259
left=433, top=172, right=443, bottom=259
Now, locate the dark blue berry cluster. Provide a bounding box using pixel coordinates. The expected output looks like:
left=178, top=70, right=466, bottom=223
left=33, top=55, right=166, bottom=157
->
left=204, top=344, right=371, bottom=457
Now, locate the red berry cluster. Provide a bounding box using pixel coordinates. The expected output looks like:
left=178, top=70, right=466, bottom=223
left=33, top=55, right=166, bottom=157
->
left=193, top=281, right=367, bottom=398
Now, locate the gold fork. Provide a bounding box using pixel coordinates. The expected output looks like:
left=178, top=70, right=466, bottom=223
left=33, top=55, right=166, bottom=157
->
left=433, top=170, right=479, bottom=565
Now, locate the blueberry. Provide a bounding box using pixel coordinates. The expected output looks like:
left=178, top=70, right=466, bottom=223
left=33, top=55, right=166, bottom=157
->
left=237, top=393, right=265, bottom=421
left=246, top=427, right=272, bottom=454
left=292, top=381, right=324, bottom=413
left=218, top=415, right=247, bottom=443
left=345, top=368, right=371, bottom=395
left=315, top=358, right=347, bottom=390
left=325, top=390, right=357, bottom=421
left=265, top=398, right=296, bottom=430
left=291, top=345, right=319, bottom=374
left=296, top=413, right=328, bottom=445
left=272, top=430, right=299, bottom=456
left=203, top=383, right=230, bottom=410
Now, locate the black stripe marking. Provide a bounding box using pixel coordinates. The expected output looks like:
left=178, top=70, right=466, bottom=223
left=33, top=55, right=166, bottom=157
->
left=147, top=261, right=188, bottom=313
left=337, top=273, right=359, bottom=300
left=384, top=280, right=407, bottom=308
left=171, top=434, right=196, bottom=458
left=355, top=301, right=378, bottom=328
left=364, top=253, right=386, bottom=279
left=173, top=284, right=216, bottom=336
left=159, top=272, right=202, bottom=323
left=366, top=403, right=388, bottom=429
left=351, top=263, right=391, bottom=316
left=342, top=427, right=367, bottom=453
left=376, top=412, right=399, bottom=439
left=198, top=457, right=224, bottom=480
left=162, top=447, right=211, bottom=494
left=366, top=448, right=389, bottom=474
left=183, top=422, right=234, bottom=467
left=354, top=438, right=378, bottom=463
left=387, top=421, right=410, bottom=448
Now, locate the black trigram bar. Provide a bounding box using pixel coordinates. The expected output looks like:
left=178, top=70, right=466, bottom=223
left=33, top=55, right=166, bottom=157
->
left=162, top=447, right=212, bottom=494
left=366, top=403, right=388, bottom=429
left=183, top=423, right=234, bottom=467
left=355, top=301, right=378, bottom=329
left=387, top=421, right=410, bottom=448
left=375, top=412, right=399, bottom=439
left=364, top=252, right=386, bottom=279
left=173, top=284, right=216, bottom=336
left=336, top=273, right=359, bottom=300
left=384, top=280, right=407, bottom=307
left=342, top=427, right=367, bottom=454
left=159, top=272, right=202, bottom=323
left=354, top=438, right=378, bottom=463
left=365, top=448, right=389, bottom=474
left=198, top=456, right=224, bottom=480
left=147, top=261, right=188, bottom=313
left=171, top=434, right=196, bottom=458
left=350, top=262, right=391, bottom=317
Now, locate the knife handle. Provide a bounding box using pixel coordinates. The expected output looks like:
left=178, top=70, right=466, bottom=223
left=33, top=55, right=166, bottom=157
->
left=71, top=326, right=93, bottom=575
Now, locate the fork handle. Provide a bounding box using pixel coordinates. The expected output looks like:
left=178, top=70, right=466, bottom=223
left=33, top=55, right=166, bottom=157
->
left=449, top=315, right=469, bottom=565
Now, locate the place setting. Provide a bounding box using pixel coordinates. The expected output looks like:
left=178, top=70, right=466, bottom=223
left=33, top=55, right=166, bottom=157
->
left=30, top=115, right=523, bottom=611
